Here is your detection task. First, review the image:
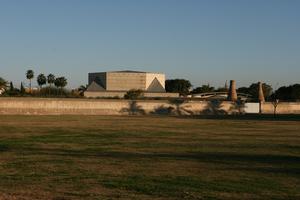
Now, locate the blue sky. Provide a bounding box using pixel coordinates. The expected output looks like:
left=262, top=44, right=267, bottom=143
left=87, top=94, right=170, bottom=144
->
left=0, top=0, right=299, bottom=89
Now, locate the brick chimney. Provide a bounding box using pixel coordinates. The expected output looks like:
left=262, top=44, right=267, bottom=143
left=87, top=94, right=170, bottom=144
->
left=258, top=82, right=265, bottom=102
left=228, top=80, right=237, bottom=101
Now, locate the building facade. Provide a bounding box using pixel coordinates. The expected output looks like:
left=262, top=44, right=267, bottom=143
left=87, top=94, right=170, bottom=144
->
left=85, top=70, right=178, bottom=98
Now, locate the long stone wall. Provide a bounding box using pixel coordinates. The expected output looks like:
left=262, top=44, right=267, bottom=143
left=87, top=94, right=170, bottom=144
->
left=0, top=98, right=299, bottom=115
left=261, top=102, right=300, bottom=114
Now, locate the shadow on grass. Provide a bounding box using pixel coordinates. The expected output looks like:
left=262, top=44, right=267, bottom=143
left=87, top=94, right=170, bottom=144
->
left=19, top=147, right=300, bottom=176
left=0, top=144, right=9, bottom=152
left=224, top=166, right=300, bottom=176
left=179, top=114, right=300, bottom=121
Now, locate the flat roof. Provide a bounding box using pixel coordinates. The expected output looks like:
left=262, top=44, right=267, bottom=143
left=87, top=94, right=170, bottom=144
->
left=89, top=70, right=164, bottom=74
left=111, top=70, right=146, bottom=73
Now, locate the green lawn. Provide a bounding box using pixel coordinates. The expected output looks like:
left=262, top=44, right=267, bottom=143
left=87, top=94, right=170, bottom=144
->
left=0, top=115, right=299, bottom=199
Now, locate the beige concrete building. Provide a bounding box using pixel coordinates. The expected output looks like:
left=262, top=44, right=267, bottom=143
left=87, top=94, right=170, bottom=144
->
left=85, top=70, right=179, bottom=98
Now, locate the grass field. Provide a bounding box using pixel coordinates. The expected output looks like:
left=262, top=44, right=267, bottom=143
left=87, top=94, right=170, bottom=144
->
left=0, top=115, right=300, bottom=200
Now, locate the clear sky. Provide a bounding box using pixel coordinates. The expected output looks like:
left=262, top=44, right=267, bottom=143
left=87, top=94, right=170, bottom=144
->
left=1, top=0, right=299, bottom=89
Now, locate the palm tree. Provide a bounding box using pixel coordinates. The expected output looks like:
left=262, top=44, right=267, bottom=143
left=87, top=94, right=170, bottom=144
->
left=37, top=74, right=47, bottom=89
left=47, top=74, right=55, bottom=87
left=58, top=77, right=68, bottom=89
left=78, top=85, right=87, bottom=96
left=26, top=70, right=34, bottom=93
left=47, top=74, right=55, bottom=96
left=54, top=77, right=68, bottom=96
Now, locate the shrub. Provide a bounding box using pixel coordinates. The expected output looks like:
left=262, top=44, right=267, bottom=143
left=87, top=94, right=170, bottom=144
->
left=124, top=89, right=144, bottom=99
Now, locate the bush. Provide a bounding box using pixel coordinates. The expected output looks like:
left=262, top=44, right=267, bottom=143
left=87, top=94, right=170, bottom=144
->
left=32, top=87, right=82, bottom=98
left=2, top=89, right=22, bottom=97
left=124, top=89, right=144, bottom=99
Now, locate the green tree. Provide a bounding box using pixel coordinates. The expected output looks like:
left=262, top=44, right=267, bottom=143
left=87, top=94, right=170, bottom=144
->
left=20, top=82, right=25, bottom=94
left=37, top=74, right=47, bottom=88
left=47, top=74, right=55, bottom=87
left=291, top=84, right=300, bottom=100
left=249, top=83, right=272, bottom=100
left=7, top=81, right=20, bottom=96
left=215, top=87, right=228, bottom=92
left=0, top=77, right=7, bottom=91
left=165, top=79, right=192, bottom=96
left=237, top=83, right=272, bottom=100
left=78, top=85, right=87, bottom=96
left=274, top=84, right=300, bottom=101
left=191, top=84, right=215, bottom=94
left=47, top=74, right=56, bottom=96
left=237, top=87, right=249, bottom=94
left=54, top=77, right=68, bottom=95
left=26, top=69, right=34, bottom=93
left=10, top=82, right=14, bottom=92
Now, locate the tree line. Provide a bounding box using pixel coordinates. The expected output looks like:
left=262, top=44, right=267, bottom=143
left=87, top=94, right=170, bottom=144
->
left=1, top=74, right=300, bottom=101
left=165, top=79, right=300, bottom=101
left=0, top=70, right=70, bottom=97
left=26, top=70, right=68, bottom=91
